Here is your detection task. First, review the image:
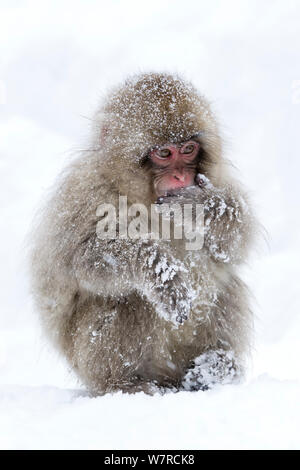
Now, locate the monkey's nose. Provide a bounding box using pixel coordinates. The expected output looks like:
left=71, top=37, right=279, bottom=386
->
left=174, top=174, right=185, bottom=182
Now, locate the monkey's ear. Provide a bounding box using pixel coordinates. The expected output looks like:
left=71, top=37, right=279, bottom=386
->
left=140, top=147, right=155, bottom=168
left=196, top=147, right=211, bottom=175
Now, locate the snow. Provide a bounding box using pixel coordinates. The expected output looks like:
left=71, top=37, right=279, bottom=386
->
left=0, top=376, right=299, bottom=450
left=0, top=0, right=300, bottom=450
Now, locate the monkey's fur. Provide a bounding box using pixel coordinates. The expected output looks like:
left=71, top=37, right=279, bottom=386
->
left=30, top=73, right=255, bottom=395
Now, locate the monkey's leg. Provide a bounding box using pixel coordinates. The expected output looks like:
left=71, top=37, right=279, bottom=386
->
left=66, top=291, right=174, bottom=396
left=181, top=349, right=240, bottom=391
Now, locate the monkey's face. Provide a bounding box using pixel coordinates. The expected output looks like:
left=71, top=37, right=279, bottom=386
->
left=149, top=140, right=200, bottom=197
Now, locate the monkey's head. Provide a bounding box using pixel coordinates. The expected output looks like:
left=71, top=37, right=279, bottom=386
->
left=95, top=73, right=223, bottom=203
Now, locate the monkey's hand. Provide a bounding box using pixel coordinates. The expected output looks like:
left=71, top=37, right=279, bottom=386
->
left=156, top=184, right=202, bottom=208
left=157, top=271, right=193, bottom=325
left=141, top=245, right=194, bottom=325
left=156, top=174, right=254, bottom=264
left=181, top=349, right=240, bottom=391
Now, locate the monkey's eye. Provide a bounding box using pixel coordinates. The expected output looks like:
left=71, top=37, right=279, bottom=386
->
left=157, top=148, right=172, bottom=158
left=181, top=144, right=195, bottom=154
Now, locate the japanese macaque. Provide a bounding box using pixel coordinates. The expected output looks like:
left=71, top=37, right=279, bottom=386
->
left=29, top=73, right=255, bottom=395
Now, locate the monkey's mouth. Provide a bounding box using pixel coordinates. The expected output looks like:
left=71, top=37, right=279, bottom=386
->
left=155, top=174, right=195, bottom=197
left=168, top=177, right=191, bottom=190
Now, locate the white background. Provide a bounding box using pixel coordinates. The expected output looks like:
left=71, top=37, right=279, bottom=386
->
left=0, top=0, right=299, bottom=449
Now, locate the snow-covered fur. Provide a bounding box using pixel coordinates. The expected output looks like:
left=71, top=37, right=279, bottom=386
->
left=29, top=73, right=255, bottom=395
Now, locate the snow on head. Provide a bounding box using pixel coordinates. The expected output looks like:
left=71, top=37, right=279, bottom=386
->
left=93, top=72, right=221, bottom=167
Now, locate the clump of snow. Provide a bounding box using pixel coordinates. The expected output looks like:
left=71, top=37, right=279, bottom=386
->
left=154, top=256, right=179, bottom=283
left=196, top=173, right=213, bottom=188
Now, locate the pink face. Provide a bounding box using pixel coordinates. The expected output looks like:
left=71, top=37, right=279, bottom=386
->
left=150, top=140, right=200, bottom=196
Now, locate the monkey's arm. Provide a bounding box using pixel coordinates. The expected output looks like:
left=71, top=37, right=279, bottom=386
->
left=157, top=176, right=254, bottom=264
left=200, top=180, right=254, bottom=264
left=72, top=236, right=192, bottom=324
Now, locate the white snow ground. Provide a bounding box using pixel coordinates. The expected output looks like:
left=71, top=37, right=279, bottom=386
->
left=0, top=0, right=300, bottom=450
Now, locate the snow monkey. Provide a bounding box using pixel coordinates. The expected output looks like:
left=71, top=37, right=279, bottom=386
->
left=30, top=73, right=255, bottom=395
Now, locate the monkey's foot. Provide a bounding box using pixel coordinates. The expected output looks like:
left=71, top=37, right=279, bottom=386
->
left=181, top=349, right=239, bottom=392
left=108, top=377, right=178, bottom=396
